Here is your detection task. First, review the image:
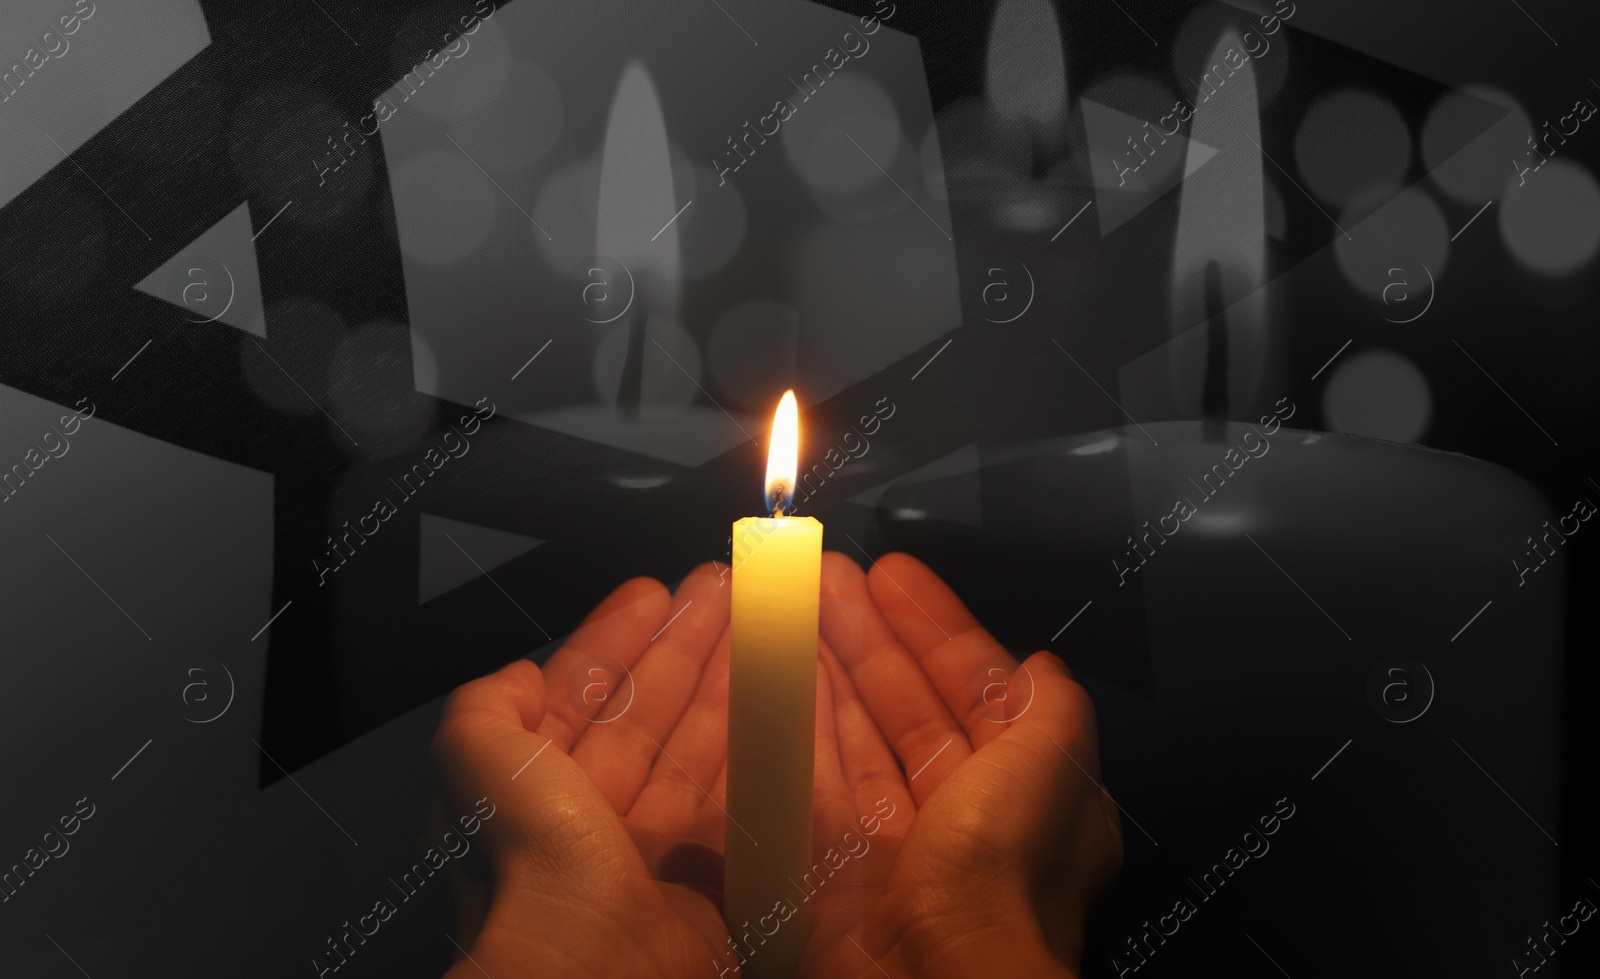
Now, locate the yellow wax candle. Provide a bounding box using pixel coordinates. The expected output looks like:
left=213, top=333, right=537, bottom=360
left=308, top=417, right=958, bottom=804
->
left=725, top=391, right=821, bottom=979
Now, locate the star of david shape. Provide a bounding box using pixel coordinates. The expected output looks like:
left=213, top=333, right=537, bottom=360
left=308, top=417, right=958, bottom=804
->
left=0, top=0, right=1501, bottom=784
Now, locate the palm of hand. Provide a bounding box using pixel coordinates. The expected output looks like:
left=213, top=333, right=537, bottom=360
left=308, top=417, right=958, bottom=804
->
left=797, top=553, right=1122, bottom=979
left=434, top=563, right=740, bottom=979
left=437, top=553, right=1119, bottom=979
left=536, top=561, right=746, bottom=974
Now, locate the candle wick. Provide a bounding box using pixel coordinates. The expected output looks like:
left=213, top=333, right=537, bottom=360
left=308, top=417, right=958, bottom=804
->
left=617, top=295, right=648, bottom=420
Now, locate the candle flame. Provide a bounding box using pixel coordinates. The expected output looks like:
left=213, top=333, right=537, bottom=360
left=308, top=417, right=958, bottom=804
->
left=1168, top=28, right=1267, bottom=417
left=985, top=0, right=1067, bottom=128
left=765, top=390, right=799, bottom=516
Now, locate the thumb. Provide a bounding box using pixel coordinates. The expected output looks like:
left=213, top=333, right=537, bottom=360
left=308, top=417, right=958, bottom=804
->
left=912, top=651, right=1104, bottom=884
left=883, top=654, right=1116, bottom=977
left=432, top=660, right=649, bottom=897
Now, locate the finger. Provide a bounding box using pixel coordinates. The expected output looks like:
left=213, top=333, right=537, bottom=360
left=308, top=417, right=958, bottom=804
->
left=535, top=576, right=669, bottom=751
left=431, top=661, right=647, bottom=893
left=433, top=659, right=554, bottom=810
left=818, top=640, right=914, bottom=825
left=1015, top=652, right=1103, bottom=785
left=812, top=645, right=856, bottom=842
left=999, top=654, right=1121, bottom=938
left=573, top=562, right=731, bottom=812
left=819, top=551, right=970, bottom=803
left=693, top=758, right=730, bottom=852
left=438, top=657, right=547, bottom=748
left=801, top=648, right=895, bottom=947
left=945, top=651, right=1107, bottom=869
left=864, top=552, right=1022, bottom=748
left=628, top=624, right=732, bottom=837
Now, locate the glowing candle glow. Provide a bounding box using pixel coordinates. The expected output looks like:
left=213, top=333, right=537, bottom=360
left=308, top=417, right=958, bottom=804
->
left=724, top=390, right=821, bottom=979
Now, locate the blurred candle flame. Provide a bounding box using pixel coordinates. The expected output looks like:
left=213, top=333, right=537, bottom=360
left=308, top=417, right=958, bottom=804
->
left=1169, top=28, right=1267, bottom=417
left=596, top=60, right=680, bottom=304
left=985, top=0, right=1068, bottom=129
left=596, top=60, right=679, bottom=419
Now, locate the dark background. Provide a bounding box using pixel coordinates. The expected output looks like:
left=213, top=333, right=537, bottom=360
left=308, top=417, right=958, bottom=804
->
left=0, top=0, right=1595, bottom=975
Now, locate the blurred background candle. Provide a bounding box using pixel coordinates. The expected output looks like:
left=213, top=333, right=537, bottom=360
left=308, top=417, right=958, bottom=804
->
left=526, top=58, right=757, bottom=473
left=952, top=0, right=1078, bottom=234
left=595, top=61, right=680, bottom=422
left=726, top=391, right=822, bottom=979
left=0, top=1, right=1579, bottom=976
left=868, top=18, right=1562, bottom=977
left=1166, top=28, right=1270, bottom=419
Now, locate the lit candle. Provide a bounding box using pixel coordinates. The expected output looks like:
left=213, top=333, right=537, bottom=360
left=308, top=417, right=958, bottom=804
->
left=529, top=60, right=756, bottom=471
left=1167, top=28, right=1268, bottom=418
left=985, top=0, right=1068, bottom=167
left=725, top=390, right=821, bottom=979
left=870, top=27, right=1561, bottom=961
left=595, top=60, right=679, bottom=422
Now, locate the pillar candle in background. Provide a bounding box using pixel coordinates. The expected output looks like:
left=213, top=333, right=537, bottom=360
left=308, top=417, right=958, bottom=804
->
left=871, top=418, right=1560, bottom=977
left=726, top=391, right=822, bottom=979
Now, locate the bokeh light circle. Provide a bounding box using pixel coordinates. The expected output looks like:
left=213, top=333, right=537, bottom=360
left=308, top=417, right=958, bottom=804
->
left=1322, top=349, right=1432, bottom=443
left=708, top=299, right=800, bottom=409
left=534, top=158, right=599, bottom=273
left=670, top=152, right=748, bottom=279
left=1336, top=187, right=1450, bottom=312
left=391, top=149, right=498, bottom=266
left=1294, top=88, right=1411, bottom=210
left=449, top=57, right=565, bottom=171
left=782, top=73, right=903, bottom=196
left=324, top=320, right=436, bottom=455
left=1422, top=85, right=1529, bottom=205
left=1499, top=159, right=1600, bottom=278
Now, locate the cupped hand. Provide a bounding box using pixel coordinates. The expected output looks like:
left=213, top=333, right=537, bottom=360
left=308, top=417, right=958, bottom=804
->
left=800, top=552, right=1123, bottom=979
left=432, top=552, right=1122, bottom=979
left=431, top=562, right=738, bottom=979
